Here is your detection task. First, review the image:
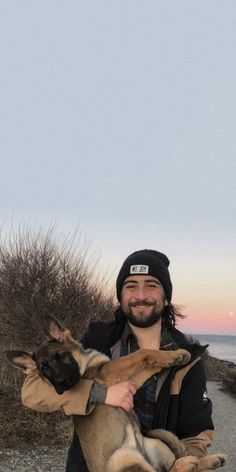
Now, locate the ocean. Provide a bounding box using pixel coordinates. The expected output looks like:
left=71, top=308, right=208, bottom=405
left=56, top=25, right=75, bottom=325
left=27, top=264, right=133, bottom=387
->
left=192, top=334, right=236, bottom=364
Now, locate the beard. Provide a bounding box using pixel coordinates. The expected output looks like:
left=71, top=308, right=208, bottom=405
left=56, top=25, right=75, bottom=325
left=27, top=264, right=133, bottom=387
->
left=122, top=301, right=165, bottom=328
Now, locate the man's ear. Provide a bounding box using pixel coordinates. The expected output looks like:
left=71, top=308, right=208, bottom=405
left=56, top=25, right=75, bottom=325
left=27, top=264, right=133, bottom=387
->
left=165, top=300, right=168, bottom=306
left=5, top=350, right=37, bottom=371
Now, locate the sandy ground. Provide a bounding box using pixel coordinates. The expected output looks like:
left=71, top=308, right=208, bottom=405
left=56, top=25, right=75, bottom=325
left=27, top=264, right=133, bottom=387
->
left=0, top=381, right=235, bottom=472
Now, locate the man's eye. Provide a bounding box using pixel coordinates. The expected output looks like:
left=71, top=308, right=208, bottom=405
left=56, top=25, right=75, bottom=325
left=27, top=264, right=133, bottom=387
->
left=147, top=282, right=160, bottom=288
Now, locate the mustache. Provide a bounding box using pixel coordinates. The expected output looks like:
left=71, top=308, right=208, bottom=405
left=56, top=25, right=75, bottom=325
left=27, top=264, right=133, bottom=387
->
left=129, top=301, right=154, bottom=307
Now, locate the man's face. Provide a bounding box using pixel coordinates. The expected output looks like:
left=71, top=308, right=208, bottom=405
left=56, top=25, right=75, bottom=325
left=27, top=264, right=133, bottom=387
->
left=120, top=275, right=166, bottom=328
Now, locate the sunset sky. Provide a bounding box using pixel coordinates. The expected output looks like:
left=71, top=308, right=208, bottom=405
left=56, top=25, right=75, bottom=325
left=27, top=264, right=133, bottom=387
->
left=1, top=1, right=235, bottom=335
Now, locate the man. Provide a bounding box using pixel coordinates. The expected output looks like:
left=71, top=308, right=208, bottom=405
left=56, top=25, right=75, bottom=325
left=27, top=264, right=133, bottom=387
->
left=22, top=249, right=214, bottom=472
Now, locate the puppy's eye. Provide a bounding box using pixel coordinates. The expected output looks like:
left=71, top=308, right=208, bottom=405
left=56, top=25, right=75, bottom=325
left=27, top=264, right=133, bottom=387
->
left=41, top=361, right=50, bottom=372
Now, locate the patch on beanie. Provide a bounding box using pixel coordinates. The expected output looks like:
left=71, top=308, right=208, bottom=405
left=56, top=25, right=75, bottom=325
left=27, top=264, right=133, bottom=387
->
left=130, top=265, right=149, bottom=274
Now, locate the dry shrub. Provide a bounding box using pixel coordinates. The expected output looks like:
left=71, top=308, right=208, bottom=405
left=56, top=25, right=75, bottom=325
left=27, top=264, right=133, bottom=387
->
left=0, top=380, right=72, bottom=448
left=0, top=225, right=114, bottom=447
left=201, top=352, right=236, bottom=395
left=202, top=353, right=225, bottom=381
left=220, top=368, right=236, bottom=394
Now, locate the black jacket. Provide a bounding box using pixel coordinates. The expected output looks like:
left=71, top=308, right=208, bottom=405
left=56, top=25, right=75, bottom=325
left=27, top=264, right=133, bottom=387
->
left=65, top=314, right=214, bottom=472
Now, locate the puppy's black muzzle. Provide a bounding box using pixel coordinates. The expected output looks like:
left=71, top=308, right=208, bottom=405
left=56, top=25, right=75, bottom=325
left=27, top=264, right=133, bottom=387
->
left=37, top=349, right=81, bottom=395
left=54, top=370, right=81, bottom=394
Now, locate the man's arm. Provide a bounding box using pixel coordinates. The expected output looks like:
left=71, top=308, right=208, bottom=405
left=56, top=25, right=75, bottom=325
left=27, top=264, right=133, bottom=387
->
left=21, top=369, right=136, bottom=414
left=21, top=369, right=95, bottom=415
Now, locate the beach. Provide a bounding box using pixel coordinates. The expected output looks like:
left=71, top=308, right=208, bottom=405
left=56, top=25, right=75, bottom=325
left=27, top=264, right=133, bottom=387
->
left=0, top=381, right=235, bottom=472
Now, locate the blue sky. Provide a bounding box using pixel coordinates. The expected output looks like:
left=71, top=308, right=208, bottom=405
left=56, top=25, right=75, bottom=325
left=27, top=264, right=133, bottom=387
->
left=1, top=1, right=236, bottom=333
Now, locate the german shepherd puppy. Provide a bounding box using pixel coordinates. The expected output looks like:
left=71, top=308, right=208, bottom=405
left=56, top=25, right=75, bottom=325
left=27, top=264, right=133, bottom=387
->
left=6, top=317, right=226, bottom=472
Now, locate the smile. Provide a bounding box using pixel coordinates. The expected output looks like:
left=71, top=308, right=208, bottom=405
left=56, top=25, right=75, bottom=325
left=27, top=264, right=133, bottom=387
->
left=130, top=303, right=153, bottom=308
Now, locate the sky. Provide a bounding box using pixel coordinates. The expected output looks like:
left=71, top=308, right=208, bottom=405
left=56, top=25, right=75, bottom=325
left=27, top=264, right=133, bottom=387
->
left=1, top=1, right=236, bottom=334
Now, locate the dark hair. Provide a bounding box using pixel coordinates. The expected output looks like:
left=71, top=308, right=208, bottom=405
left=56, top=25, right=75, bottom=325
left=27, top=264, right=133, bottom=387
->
left=162, top=303, right=185, bottom=329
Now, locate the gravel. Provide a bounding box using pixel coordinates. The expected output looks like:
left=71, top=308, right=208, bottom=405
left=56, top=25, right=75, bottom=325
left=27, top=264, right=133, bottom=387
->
left=0, top=381, right=235, bottom=472
left=0, top=446, right=68, bottom=472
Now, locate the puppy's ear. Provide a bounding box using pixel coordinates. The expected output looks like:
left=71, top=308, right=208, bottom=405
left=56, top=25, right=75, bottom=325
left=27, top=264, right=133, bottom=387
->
left=43, top=315, right=64, bottom=341
left=5, top=350, right=36, bottom=371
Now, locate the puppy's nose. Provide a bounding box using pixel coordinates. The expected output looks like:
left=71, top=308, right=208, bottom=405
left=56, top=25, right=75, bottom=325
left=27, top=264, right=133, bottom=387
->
left=56, top=375, right=68, bottom=383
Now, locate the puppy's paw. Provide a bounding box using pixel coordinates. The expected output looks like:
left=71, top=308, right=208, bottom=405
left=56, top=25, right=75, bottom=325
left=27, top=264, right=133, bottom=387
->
left=173, top=349, right=191, bottom=365
left=198, top=454, right=226, bottom=471
left=214, top=454, right=226, bottom=468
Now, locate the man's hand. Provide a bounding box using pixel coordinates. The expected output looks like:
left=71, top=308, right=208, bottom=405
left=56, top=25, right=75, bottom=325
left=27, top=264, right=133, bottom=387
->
left=105, top=380, right=136, bottom=412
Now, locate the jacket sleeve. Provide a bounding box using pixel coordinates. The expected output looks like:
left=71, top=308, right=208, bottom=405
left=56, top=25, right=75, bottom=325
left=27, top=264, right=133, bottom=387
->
left=21, top=369, right=95, bottom=416
left=173, top=358, right=214, bottom=456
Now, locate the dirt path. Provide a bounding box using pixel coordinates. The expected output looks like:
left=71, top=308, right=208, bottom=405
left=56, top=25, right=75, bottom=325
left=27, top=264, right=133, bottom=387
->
left=207, top=381, right=236, bottom=472
left=0, top=381, right=235, bottom=472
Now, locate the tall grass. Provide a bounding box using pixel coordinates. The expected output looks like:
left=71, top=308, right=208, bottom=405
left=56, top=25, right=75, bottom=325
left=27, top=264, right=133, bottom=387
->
left=0, top=225, right=114, bottom=447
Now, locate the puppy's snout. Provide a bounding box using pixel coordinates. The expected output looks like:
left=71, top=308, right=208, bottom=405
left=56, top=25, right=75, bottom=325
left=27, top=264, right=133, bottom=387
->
left=57, top=375, right=68, bottom=383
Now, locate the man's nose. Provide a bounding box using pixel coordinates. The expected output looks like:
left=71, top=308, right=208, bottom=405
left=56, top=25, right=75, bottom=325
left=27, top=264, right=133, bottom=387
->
left=135, top=285, right=147, bottom=298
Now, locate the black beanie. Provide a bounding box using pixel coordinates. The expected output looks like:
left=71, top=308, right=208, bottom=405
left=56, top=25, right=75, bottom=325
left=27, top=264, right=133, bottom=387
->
left=116, top=249, right=172, bottom=302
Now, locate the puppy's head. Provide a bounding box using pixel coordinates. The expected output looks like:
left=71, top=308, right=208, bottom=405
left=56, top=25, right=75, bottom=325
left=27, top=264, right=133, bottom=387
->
left=6, top=316, right=81, bottom=395
left=35, top=340, right=81, bottom=394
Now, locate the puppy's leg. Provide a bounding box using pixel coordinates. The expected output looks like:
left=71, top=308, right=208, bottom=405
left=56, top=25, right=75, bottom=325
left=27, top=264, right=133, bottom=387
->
left=170, top=456, right=199, bottom=472
left=171, top=454, right=226, bottom=472
left=98, top=349, right=190, bottom=386
left=196, top=454, right=226, bottom=471
left=106, top=448, right=156, bottom=472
